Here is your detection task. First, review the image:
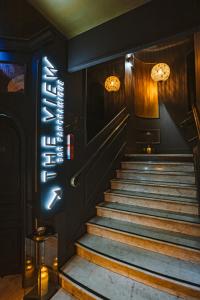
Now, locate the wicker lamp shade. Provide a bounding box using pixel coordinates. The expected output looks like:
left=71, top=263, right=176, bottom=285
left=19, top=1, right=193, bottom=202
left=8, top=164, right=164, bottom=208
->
left=104, top=75, right=120, bottom=92
left=151, top=63, right=170, bottom=82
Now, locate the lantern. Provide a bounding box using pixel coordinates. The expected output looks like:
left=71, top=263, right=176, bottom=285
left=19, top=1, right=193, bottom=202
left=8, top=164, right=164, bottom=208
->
left=24, top=226, right=59, bottom=299
left=104, top=76, right=120, bottom=92
left=151, top=63, right=170, bottom=82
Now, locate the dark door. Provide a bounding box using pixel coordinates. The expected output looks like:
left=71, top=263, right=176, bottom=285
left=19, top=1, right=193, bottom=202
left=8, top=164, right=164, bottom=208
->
left=0, top=116, right=22, bottom=275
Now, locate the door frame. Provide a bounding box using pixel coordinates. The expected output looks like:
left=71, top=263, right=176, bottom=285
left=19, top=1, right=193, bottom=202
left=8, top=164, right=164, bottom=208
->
left=0, top=112, right=26, bottom=276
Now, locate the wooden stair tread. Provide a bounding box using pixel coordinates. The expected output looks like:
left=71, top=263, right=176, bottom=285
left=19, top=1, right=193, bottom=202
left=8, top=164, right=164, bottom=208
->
left=88, top=216, right=200, bottom=250
left=77, top=234, right=200, bottom=286
left=97, top=202, right=200, bottom=224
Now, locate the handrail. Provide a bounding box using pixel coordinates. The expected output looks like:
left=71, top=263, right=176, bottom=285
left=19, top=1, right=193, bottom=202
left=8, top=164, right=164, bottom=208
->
left=192, top=104, right=200, bottom=140
left=70, top=113, right=130, bottom=188
left=87, top=106, right=127, bottom=146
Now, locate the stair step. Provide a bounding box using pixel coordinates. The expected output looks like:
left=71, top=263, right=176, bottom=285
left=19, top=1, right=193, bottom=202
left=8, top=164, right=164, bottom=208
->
left=76, top=234, right=200, bottom=299
left=87, top=217, right=200, bottom=263
left=121, top=161, right=194, bottom=172
left=61, top=256, right=182, bottom=300
left=96, top=202, right=200, bottom=236
left=111, top=179, right=197, bottom=198
left=125, top=154, right=193, bottom=162
left=104, top=190, right=199, bottom=215
left=110, top=189, right=198, bottom=203
left=51, top=289, right=76, bottom=300
left=116, top=169, right=195, bottom=185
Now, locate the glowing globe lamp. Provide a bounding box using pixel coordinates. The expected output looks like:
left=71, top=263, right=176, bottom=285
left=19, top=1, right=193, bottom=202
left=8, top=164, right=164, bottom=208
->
left=151, top=63, right=170, bottom=82
left=105, top=75, right=120, bottom=92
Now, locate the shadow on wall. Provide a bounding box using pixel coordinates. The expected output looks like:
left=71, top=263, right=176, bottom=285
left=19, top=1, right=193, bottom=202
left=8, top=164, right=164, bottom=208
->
left=125, top=34, right=194, bottom=154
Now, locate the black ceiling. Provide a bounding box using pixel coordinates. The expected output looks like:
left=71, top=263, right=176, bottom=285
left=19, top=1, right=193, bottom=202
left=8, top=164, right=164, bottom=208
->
left=0, top=0, right=49, bottom=39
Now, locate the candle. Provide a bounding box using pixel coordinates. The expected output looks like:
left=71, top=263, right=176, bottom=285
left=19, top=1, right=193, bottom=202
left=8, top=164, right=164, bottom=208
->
left=147, top=145, right=152, bottom=154
left=25, top=258, right=34, bottom=280
left=52, top=257, right=58, bottom=271
left=38, top=265, right=48, bottom=296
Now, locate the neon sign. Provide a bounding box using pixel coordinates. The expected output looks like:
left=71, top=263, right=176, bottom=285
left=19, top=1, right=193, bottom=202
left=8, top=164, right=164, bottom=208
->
left=40, top=56, right=64, bottom=211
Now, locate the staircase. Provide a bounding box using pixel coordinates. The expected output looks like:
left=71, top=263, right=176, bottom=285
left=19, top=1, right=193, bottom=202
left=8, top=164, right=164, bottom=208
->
left=53, top=154, right=200, bottom=300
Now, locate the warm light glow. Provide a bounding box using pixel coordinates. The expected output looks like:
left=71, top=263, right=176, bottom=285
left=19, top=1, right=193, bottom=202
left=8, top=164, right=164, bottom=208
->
left=38, top=265, right=49, bottom=296
left=25, top=258, right=34, bottom=278
left=104, top=76, right=120, bottom=92
left=146, top=145, right=152, bottom=154
left=53, top=257, right=58, bottom=271
left=151, top=63, right=170, bottom=82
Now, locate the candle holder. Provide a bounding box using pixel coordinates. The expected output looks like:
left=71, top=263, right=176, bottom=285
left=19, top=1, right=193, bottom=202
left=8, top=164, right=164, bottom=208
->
left=24, top=226, right=59, bottom=299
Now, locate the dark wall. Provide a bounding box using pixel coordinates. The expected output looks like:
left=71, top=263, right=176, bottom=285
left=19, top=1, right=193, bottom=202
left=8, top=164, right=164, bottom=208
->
left=0, top=0, right=49, bottom=39
left=125, top=38, right=192, bottom=154
left=87, top=57, right=125, bottom=141
left=0, top=40, right=35, bottom=276
left=54, top=68, right=128, bottom=265
left=68, top=0, right=200, bottom=72
left=29, top=31, right=128, bottom=266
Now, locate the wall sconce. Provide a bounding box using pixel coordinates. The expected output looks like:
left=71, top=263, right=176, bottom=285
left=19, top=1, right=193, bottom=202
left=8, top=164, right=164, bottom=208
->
left=126, top=53, right=135, bottom=68
left=151, top=63, right=170, bottom=82
left=104, top=75, right=120, bottom=92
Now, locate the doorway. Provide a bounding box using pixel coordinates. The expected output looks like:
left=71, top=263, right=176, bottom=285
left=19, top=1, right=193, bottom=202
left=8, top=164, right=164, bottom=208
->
left=0, top=115, right=24, bottom=276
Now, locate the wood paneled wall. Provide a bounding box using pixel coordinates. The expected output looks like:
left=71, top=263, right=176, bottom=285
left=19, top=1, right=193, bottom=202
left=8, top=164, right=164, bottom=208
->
left=134, top=58, right=159, bottom=118
left=125, top=37, right=192, bottom=153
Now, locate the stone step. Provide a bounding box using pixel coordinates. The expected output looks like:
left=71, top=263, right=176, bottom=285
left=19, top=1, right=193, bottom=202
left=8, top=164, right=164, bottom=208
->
left=87, top=217, right=200, bottom=263
left=109, top=189, right=198, bottom=203
left=124, top=154, right=193, bottom=162
left=76, top=234, right=200, bottom=299
left=104, top=190, right=199, bottom=215
left=96, top=202, right=200, bottom=236
left=111, top=179, right=197, bottom=198
left=121, top=161, right=194, bottom=172
left=116, top=169, right=196, bottom=185
left=51, top=289, right=76, bottom=300
left=60, top=256, right=183, bottom=300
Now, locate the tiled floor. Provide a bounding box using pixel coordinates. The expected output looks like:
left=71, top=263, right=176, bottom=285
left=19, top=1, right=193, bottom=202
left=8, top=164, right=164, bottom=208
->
left=0, top=274, right=24, bottom=300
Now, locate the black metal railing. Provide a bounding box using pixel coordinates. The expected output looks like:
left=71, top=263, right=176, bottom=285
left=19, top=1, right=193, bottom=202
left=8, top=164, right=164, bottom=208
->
left=70, top=113, right=129, bottom=188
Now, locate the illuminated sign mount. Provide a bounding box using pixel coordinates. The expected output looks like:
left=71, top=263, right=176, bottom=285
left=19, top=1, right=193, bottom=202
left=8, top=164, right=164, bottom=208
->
left=40, top=56, right=65, bottom=211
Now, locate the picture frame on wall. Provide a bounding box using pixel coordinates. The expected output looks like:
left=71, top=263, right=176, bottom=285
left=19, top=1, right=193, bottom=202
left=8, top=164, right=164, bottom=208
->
left=0, top=62, right=25, bottom=93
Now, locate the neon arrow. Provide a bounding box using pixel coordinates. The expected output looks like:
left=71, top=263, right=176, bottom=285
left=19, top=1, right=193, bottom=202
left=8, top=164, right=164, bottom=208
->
left=47, top=188, right=62, bottom=210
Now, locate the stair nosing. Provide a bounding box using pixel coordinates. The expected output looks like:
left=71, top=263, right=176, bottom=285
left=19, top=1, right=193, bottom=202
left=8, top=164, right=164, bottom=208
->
left=60, top=271, right=107, bottom=300
left=96, top=204, right=200, bottom=225
left=87, top=220, right=200, bottom=252
left=76, top=240, right=200, bottom=289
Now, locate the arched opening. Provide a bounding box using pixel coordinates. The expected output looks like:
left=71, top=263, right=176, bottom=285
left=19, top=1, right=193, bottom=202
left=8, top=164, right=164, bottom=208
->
left=0, top=114, right=25, bottom=276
